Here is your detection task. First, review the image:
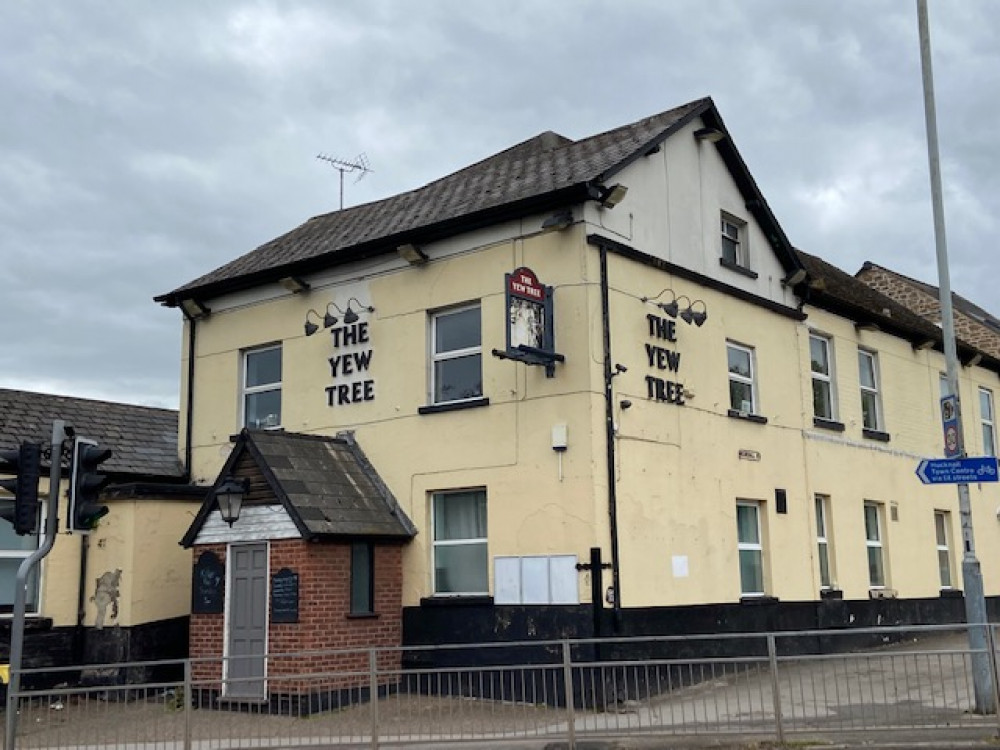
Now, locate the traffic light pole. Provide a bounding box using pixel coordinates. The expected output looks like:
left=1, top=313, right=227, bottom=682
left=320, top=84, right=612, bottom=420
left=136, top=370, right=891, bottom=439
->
left=5, top=420, right=70, bottom=750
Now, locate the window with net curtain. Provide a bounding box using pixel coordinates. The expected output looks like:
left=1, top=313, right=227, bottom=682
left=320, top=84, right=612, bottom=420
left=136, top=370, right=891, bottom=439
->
left=0, top=520, right=39, bottom=611
left=432, top=489, right=487, bottom=595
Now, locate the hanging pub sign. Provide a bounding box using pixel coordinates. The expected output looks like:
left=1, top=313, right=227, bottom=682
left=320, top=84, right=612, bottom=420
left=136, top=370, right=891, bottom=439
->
left=491, top=266, right=564, bottom=377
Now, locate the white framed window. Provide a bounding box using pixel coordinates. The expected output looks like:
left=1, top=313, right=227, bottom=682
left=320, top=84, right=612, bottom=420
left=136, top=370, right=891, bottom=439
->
left=242, top=345, right=282, bottom=429
left=0, top=521, right=39, bottom=612
left=980, top=388, right=996, bottom=457
left=721, top=213, right=747, bottom=268
left=736, top=501, right=764, bottom=596
left=810, top=334, right=836, bottom=420
left=864, top=502, right=886, bottom=588
left=727, top=342, right=757, bottom=414
left=815, top=494, right=834, bottom=590
left=432, top=489, right=487, bottom=595
left=430, top=304, right=482, bottom=405
left=934, top=510, right=953, bottom=590
left=858, top=349, right=883, bottom=431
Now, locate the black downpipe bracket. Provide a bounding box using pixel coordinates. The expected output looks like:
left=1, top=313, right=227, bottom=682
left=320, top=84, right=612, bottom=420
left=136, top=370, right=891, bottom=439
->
left=598, top=246, right=622, bottom=629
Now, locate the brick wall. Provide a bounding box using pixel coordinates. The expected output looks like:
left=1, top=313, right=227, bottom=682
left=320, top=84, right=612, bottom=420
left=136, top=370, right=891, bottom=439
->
left=188, top=540, right=404, bottom=693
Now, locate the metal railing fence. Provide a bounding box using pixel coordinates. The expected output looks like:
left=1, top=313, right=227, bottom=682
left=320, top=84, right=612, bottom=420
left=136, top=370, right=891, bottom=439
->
left=4, top=623, right=1000, bottom=749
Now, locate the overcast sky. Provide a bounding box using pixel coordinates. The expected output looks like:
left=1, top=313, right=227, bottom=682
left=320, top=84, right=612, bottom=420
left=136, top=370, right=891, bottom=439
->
left=2, top=1, right=996, bottom=409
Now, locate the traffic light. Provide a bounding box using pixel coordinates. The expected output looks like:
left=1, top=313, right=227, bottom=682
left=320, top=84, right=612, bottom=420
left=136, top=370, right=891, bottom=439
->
left=68, top=437, right=112, bottom=532
left=0, top=442, right=42, bottom=535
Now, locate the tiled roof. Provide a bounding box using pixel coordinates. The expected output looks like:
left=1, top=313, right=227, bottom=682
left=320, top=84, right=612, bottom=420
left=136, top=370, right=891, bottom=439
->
left=182, top=429, right=415, bottom=545
left=857, top=261, right=1000, bottom=359
left=795, top=250, right=944, bottom=342
left=0, top=389, right=183, bottom=480
left=158, top=98, right=713, bottom=305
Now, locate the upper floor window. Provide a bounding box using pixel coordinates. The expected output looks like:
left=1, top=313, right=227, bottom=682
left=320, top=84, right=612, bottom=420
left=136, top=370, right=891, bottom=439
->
left=720, top=213, right=748, bottom=269
left=858, top=349, right=883, bottom=432
left=810, top=334, right=837, bottom=421
left=431, top=305, right=482, bottom=405
left=727, top=342, right=757, bottom=415
left=432, top=489, right=488, bottom=596
left=980, top=388, right=996, bottom=457
left=243, top=345, right=282, bottom=429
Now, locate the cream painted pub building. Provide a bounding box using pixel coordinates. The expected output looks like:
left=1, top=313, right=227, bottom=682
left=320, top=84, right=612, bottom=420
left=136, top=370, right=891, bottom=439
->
left=160, top=98, right=1000, bottom=660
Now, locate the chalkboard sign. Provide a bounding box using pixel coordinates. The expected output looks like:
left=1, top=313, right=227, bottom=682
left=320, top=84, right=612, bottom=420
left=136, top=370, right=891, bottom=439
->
left=271, top=568, right=299, bottom=623
left=192, top=551, right=224, bottom=614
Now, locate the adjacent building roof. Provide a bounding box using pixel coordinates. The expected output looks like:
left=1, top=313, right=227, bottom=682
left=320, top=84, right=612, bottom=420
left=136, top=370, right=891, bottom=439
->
left=181, top=429, right=416, bottom=546
left=0, top=388, right=183, bottom=481
left=857, top=261, right=1000, bottom=360
left=794, top=251, right=1000, bottom=374
left=157, top=97, right=802, bottom=307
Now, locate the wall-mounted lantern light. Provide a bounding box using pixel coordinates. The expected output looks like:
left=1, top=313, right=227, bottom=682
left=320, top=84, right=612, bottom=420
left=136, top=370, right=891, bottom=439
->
left=641, top=289, right=708, bottom=326
left=215, top=476, right=250, bottom=527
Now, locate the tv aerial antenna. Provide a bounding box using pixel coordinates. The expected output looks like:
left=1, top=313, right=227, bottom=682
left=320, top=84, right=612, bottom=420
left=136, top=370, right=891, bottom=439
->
left=316, top=152, right=373, bottom=210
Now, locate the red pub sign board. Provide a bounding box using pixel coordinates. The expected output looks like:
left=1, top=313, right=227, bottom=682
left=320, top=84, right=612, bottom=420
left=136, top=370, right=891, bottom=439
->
left=494, top=266, right=563, bottom=377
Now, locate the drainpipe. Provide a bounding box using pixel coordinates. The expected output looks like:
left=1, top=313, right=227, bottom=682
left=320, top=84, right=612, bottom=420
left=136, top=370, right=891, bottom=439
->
left=598, top=245, right=622, bottom=629
left=181, top=312, right=197, bottom=480
left=75, top=533, right=89, bottom=662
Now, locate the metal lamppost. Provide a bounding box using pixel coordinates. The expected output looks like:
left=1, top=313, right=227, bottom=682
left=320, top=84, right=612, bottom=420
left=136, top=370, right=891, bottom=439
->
left=917, top=0, right=993, bottom=714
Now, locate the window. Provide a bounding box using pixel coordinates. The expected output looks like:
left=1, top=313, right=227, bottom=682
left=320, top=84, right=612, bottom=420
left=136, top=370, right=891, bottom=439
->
left=243, top=345, right=282, bottom=429
left=736, top=501, right=764, bottom=596
left=815, top=495, right=834, bottom=590
left=858, top=350, right=883, bottom=431
left=431, top=305, right=482, bottom=405
left=810, top=334, right=836, bottom=420
left=727, top=342, right=757, bottom=414
left=934, top=511, right=952, bottom=589
left=432, top=489, right=488, bottom=595
left=721, top=214, right=747, bottom=268
left=0, top=521, right=39, bottom=612
left=864, top=502, right=886, bottom=588
left=980, top=388, right=996, bottom=457
left=350, top=542, right=374, bottom=614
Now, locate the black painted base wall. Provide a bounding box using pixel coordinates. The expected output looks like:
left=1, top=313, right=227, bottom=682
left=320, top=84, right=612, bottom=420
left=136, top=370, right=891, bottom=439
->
left=403, top=595, right=1000, bottom=656
left=402, top=596, right=1000, bottom=709
left=1, top=616, right=189, bottom=688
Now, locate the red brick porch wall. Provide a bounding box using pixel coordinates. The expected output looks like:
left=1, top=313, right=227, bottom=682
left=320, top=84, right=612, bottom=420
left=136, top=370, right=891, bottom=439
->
left=189, top=540, right=403, bottom=692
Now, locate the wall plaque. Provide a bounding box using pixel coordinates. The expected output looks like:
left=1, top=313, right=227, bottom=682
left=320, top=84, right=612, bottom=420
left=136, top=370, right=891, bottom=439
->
left=271, top=567, right=299, bottom=623
left=192, top=551, right=224, bottom=614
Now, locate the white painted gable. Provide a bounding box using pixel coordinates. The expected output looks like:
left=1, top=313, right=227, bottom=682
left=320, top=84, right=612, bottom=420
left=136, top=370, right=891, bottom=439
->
left=194, top=504, right=301, bottom=545
left=584, top=117, right=798, bottom=309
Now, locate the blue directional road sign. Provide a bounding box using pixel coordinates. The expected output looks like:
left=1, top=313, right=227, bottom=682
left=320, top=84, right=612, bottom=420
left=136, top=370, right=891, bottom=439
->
left=915, top=456, right=999, bottom=485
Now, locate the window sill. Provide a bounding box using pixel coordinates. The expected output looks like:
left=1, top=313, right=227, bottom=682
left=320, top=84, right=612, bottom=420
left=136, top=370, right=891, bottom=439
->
left=819, top=588, right=843, bottom=600
left=418, top=397, right=490, bottom=415
left=813, top=417, right=845, bottom=432
left=728, top=409, right=768, bottom=425
left=346, top=612, right=380, bottom=620
left=719, top=258, right=759, bottom=280
left=739, top=595, right=779, bottom=605
left=862, top=428, right=891, bottom=443
left=420, top=595, right=494, bottom=607
left=940, top=588, right=964, bottom=599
